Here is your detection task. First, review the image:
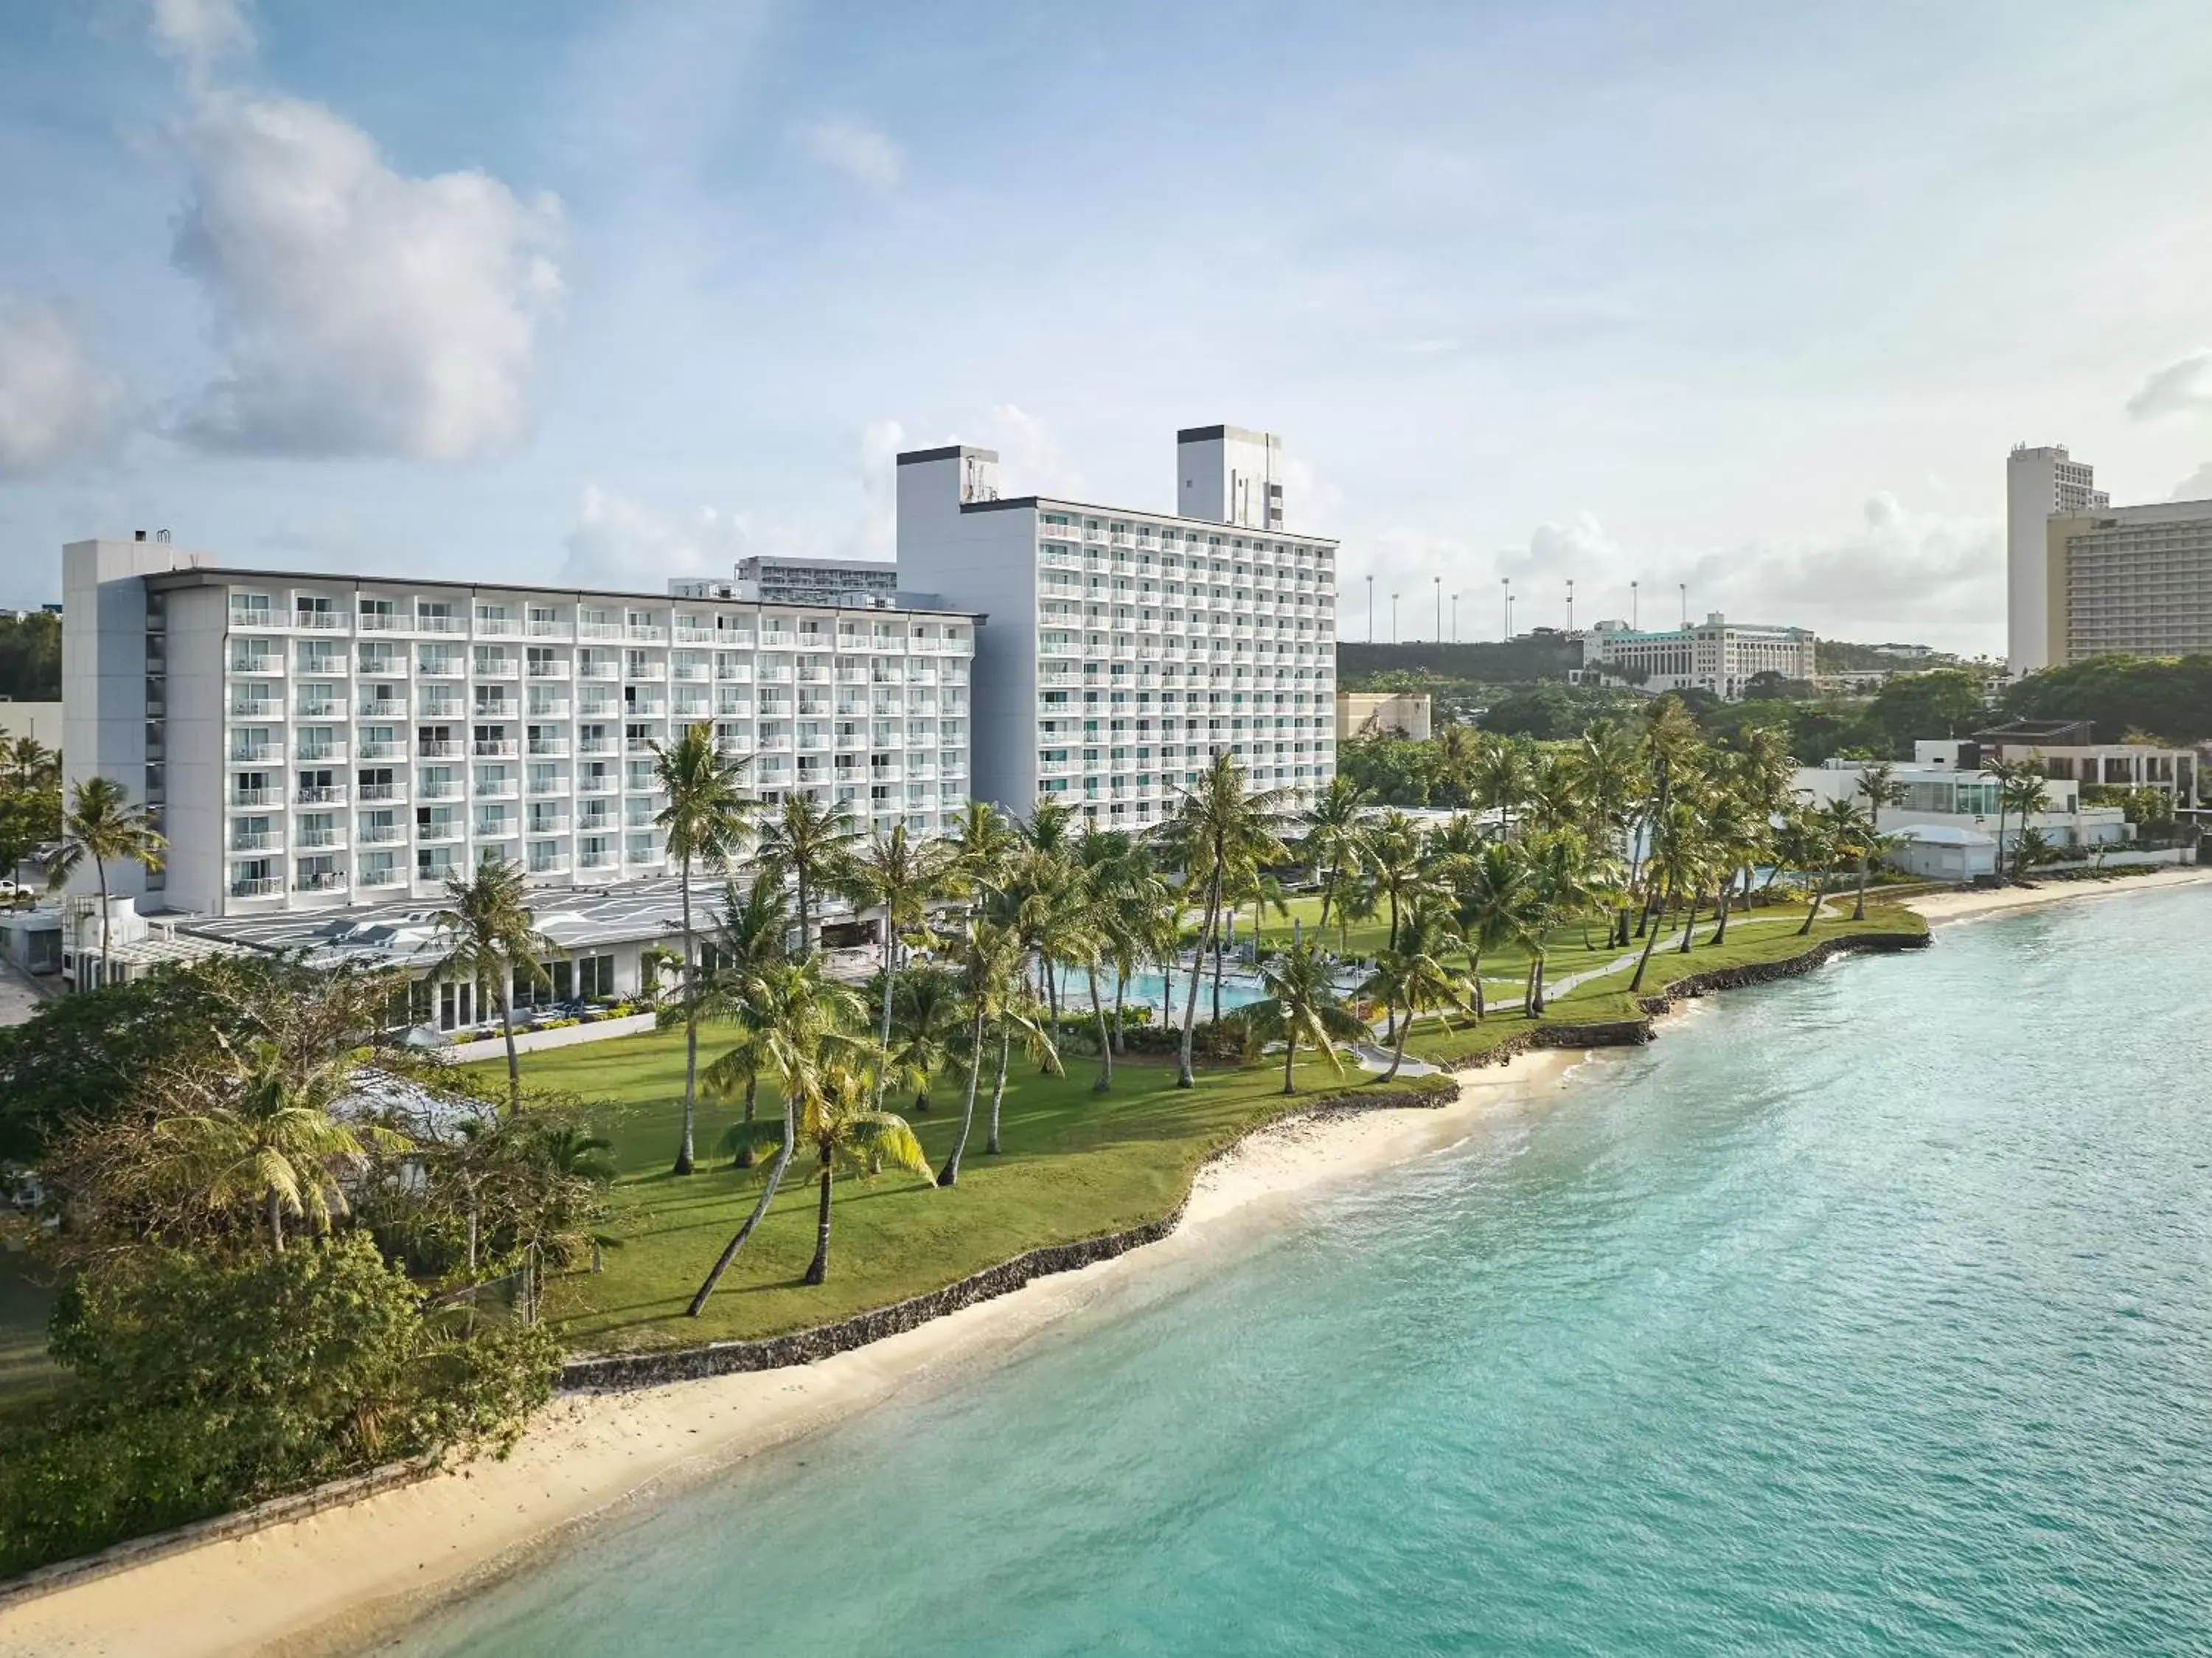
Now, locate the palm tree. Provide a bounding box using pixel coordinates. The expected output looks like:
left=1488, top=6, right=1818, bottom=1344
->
left=1360, top=903, right=1470, bottom=1080
left=1363, top=808, right=1429, bottom=953
left=431, top=854, right=552, bottom=1117
left=1242, top=940, right=1367, bottom=1094
left=1299, top=774, right=1371, bottom=935
left=796, top=1062, right=933, bottom=1285
left=686, top=957, right=868, bottom=1316
left=45, top=775, right=166, bottom=987
left=1157, top=753, right=1288, bottom=1089
left=1468, top=734, right=1537, bottom=833
left=1851, top=762, right=1905, bottom=920
left=147, top=1033, right=409, bottom=1252
left=1432, top=722, right=1486, bottom=808
left=846, top=824, right=952, bottom=1099
left=696, top=871, right=790, bottom=1165
left=1450, top=839, right=1536, bottom=1020
left=946, top=799, right=1022, bottom=901
left=7, top=735, right=56, bottom=794
left=1630, top=799, right=1707, bottom=988
left=1795, top=806, right=1854, bottom=934
left=886, top=965, right=964, bottom=1114
left=938, top=914, right=1028, bottom=1185
left=1521, top=828, right=1603, bottom=1004
left=652, top=724, right=756, bottom=1176
left=757, top=791, right=861, bottom=959
left=1999, top=768, right=2051, bottom=881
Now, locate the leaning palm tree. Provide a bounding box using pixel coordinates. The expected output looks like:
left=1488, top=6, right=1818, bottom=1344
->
left=652, top=724, right=756, bottom=1175
left=45, top=774, right=166, bottom=987
left=1851, top=762, right=1906, bottom=920
left=686, top=958, right=868, bottom=1317
left=1450, top=838, right=1536, bottom=1020
left=1360, top=904, right=1470, bottom=1081
left=757, top=791, right=861, bottom=959
left=1242, top=940, right=1367, bottom=1094
left=1795, top=805, right=1855, bottom=935
left=938, top=913, right=1028, bottom=1186
left=796, top=1061, right=933, bottom=1285
left=147, top=1034, right=409, bottom=1252
left=1998, top=769, right=2051, bottom=882
left=431, top=853, right=552, bottom=1117
left=846, top=824, right=952, bottom=1100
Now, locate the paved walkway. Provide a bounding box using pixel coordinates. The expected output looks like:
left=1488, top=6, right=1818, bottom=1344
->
left=0, top=962, right=52, bottom=1028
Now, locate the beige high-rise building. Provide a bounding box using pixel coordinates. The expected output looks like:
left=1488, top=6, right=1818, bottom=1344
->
left=2042, top=498, right=2212, bottom=666
left=2007, top=444, right=2108, bottom=674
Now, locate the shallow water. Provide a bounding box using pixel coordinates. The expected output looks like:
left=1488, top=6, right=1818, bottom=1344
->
left=394, top=888, right=2212, bottom=1656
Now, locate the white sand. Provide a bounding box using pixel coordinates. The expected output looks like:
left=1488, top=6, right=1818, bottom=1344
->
left=0, top=1049, right=1582, bottom=1658
left=1902, top=862, right=2212, bottom=923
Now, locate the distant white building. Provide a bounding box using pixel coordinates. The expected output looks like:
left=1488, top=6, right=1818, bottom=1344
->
left=2006, top=443, right=2109, bottom=676
left=1582, top=613, right=1815, bottom=699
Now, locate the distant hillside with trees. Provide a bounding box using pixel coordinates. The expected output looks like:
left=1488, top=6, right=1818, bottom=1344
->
left=1337, top=635, right=1582, bottom=687
left=1999, top=654, right=2212, bottom=745
left=0, top=613, right=59, bottom=701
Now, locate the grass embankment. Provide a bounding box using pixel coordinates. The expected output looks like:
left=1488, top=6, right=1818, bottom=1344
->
left=481, top=898, right=1925, bottom=1360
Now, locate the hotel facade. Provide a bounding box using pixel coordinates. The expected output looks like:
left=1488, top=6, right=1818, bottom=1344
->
left=894, top=425, right=1338, bottom=831
left=1581, top=612, right=1817, bottom=699
left=62, top=537, right=978, bottom=920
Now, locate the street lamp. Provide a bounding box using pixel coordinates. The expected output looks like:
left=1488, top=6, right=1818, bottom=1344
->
left=1680, top=582, right=1687, bottom=627
left=1450, top=592, right=1460, bottom=643
left=1367, top=574, right=1375, bottom=643
left=1631, top=579, right=1639, bottom=628
left=1500, top=576, right=1511, bottom=639
left=1433, top=575, right=1441, bottom=641
left=1391, top=591, right=1399, bottom=644
left=1566, top=577, right=1575, bottom=633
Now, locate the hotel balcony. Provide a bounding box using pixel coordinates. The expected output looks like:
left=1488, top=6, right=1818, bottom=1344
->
left=296, top=785, right=348, bottom=806
left=229, top=876, right=285, bottom=898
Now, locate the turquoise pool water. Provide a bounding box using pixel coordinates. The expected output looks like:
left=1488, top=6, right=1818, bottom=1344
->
left=392, top=886, right=2212, bottom=1655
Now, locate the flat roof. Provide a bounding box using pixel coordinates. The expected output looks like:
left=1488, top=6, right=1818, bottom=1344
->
left=957, top=497, right=1338, bottom=546
left=144, top=565, right=983, bottom=620
left=178, top=875, right=860, bottom=970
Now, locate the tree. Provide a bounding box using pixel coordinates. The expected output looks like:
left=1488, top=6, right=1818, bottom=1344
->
left=1851, top=763, right=1905, bottom=919
left=1795, top=804, right=1857, bottom=934
left=685, top=959, right=868, bottom=1316
left=757, top=792, right=860, bottom=960
left=1156, top=754, right=1289, bottom=1089
left=846, top=825, right=951, bottom=1101
left=1521, top=828, right=1605, bottom=1001
left=1450, top=839, right=1535, bottom=1020
left=886, top=966, right=964, bottom=1114
left=695, top=871, right=790, bottom=1165
left=651, top=724, right=756, bottom=1176
left=431, top=855, right=552, bottom=1117
left=45, top=776, right=166, bottom=987
left=142, top=1034, right=410, bottom=1252
left=1868, top=669, right=1985, bottom=756
left=1360, top=903, right=1470, bottom=1079
left=1299, top=774, right=1371, bottom=937
left=788, top=1064, right=933, bottom=1286
left=1998, top=767, right=2051, bottom=881
left=937, top=915, right=1029, bottom=1186
left=1241, top=940, right=1367, bottom=1094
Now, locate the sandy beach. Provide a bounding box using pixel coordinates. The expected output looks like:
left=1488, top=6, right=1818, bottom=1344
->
left=0, top=1050, right=1583, bottom=1658
left=1901, top=862, right=2212, bottom=923
left=4, top=864, right=2199, bottom=1658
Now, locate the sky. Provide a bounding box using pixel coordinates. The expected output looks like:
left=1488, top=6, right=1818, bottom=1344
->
left=2, top=0, right=2211, bottom=654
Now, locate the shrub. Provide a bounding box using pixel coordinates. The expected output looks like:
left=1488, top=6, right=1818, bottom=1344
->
left=0, top=1235, right=557, bottom=1575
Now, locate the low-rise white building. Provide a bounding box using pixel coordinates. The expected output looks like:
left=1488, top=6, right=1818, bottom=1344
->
left=1582, top=613, right=1815, bottom=699
left=62, top=536, right=979, bottom=922
left=1795, top=755, right=2130, bottom=878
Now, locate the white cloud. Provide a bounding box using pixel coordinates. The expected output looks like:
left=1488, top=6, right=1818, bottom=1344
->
left=148, top=0, right=254, bottom=78
left=1354, top=494, right=2001, bottom=649
left=167, top=89, right=564, bottom=459
left=980, top=403, right=1082, bottom=496
left=0, top=298, right=128, bottom=477
left=2172, top=461, right=2212, bottom=502
left=560, top=485, right=757, bottom=589
left=794, top=118, right=905, bottom=190
left=2126, top=349, right=2212, bottom=420
left=849, top=417, right=906, bottom=558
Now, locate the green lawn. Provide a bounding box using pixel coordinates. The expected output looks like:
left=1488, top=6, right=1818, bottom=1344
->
left=476, top=1038, right=1436, bottom=1357
left=484, top=897, right=1925, bottom=1359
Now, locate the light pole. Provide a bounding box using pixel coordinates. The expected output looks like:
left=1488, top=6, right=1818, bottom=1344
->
left=1367, top=574, right=1375, bottom=643
left=1680, top=582, right=1687, bottom=627
left=1450, top=592, right=1460, bottom=643
left=1566, top=577, right=1575, bottom=633
left=1631, top=580, right=1639, bottom=628
left=1433, top=575, right=1441, bottom=641
left=1391, top=592, right=1399, bottom=644
left=1500, top=577, right=1511, bottom=639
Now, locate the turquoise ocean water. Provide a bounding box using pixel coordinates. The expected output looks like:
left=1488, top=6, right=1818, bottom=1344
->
left=392, top=888, right=2212, bottom=1656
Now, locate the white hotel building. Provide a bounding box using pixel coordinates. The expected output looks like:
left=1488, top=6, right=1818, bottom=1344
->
left=62, top=537, right=977, bottom=920
left=895, top=425, right=1338, bottom=830
left=1581, top=612, right=1817, bottom=700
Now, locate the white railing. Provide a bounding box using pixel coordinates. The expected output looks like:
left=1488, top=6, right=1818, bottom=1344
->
left=229, top=877, right=284, bottom=897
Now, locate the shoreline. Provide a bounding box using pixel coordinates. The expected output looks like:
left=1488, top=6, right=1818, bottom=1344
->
left=7, top=875, right=2192, bottom=1657
left=1900, top=861, right=2212, bottom=923
left=0, top=1051, right=1583, bottom=1658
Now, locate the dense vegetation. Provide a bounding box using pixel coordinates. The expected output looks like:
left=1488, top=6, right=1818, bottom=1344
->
left=0, top=612, right=60, bottom=703
left=1997, top=653, right=2212, bottom=744
left=0, top=734, right=60, bottom=899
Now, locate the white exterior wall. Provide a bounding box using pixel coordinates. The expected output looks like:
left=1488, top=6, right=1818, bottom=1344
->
left=1583, top=613, right=1815, bottom=698
left=1177, top=426, right=1284, bottom=529
left=69, top=549, right=976, bottom=920
left=2007, top=444, right=2107, bottom=676
left=900, top=436, right=1338, bottom=830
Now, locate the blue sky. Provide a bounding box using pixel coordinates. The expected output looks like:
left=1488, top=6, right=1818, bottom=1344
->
left=2, top=0, right=2211, bottom=652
